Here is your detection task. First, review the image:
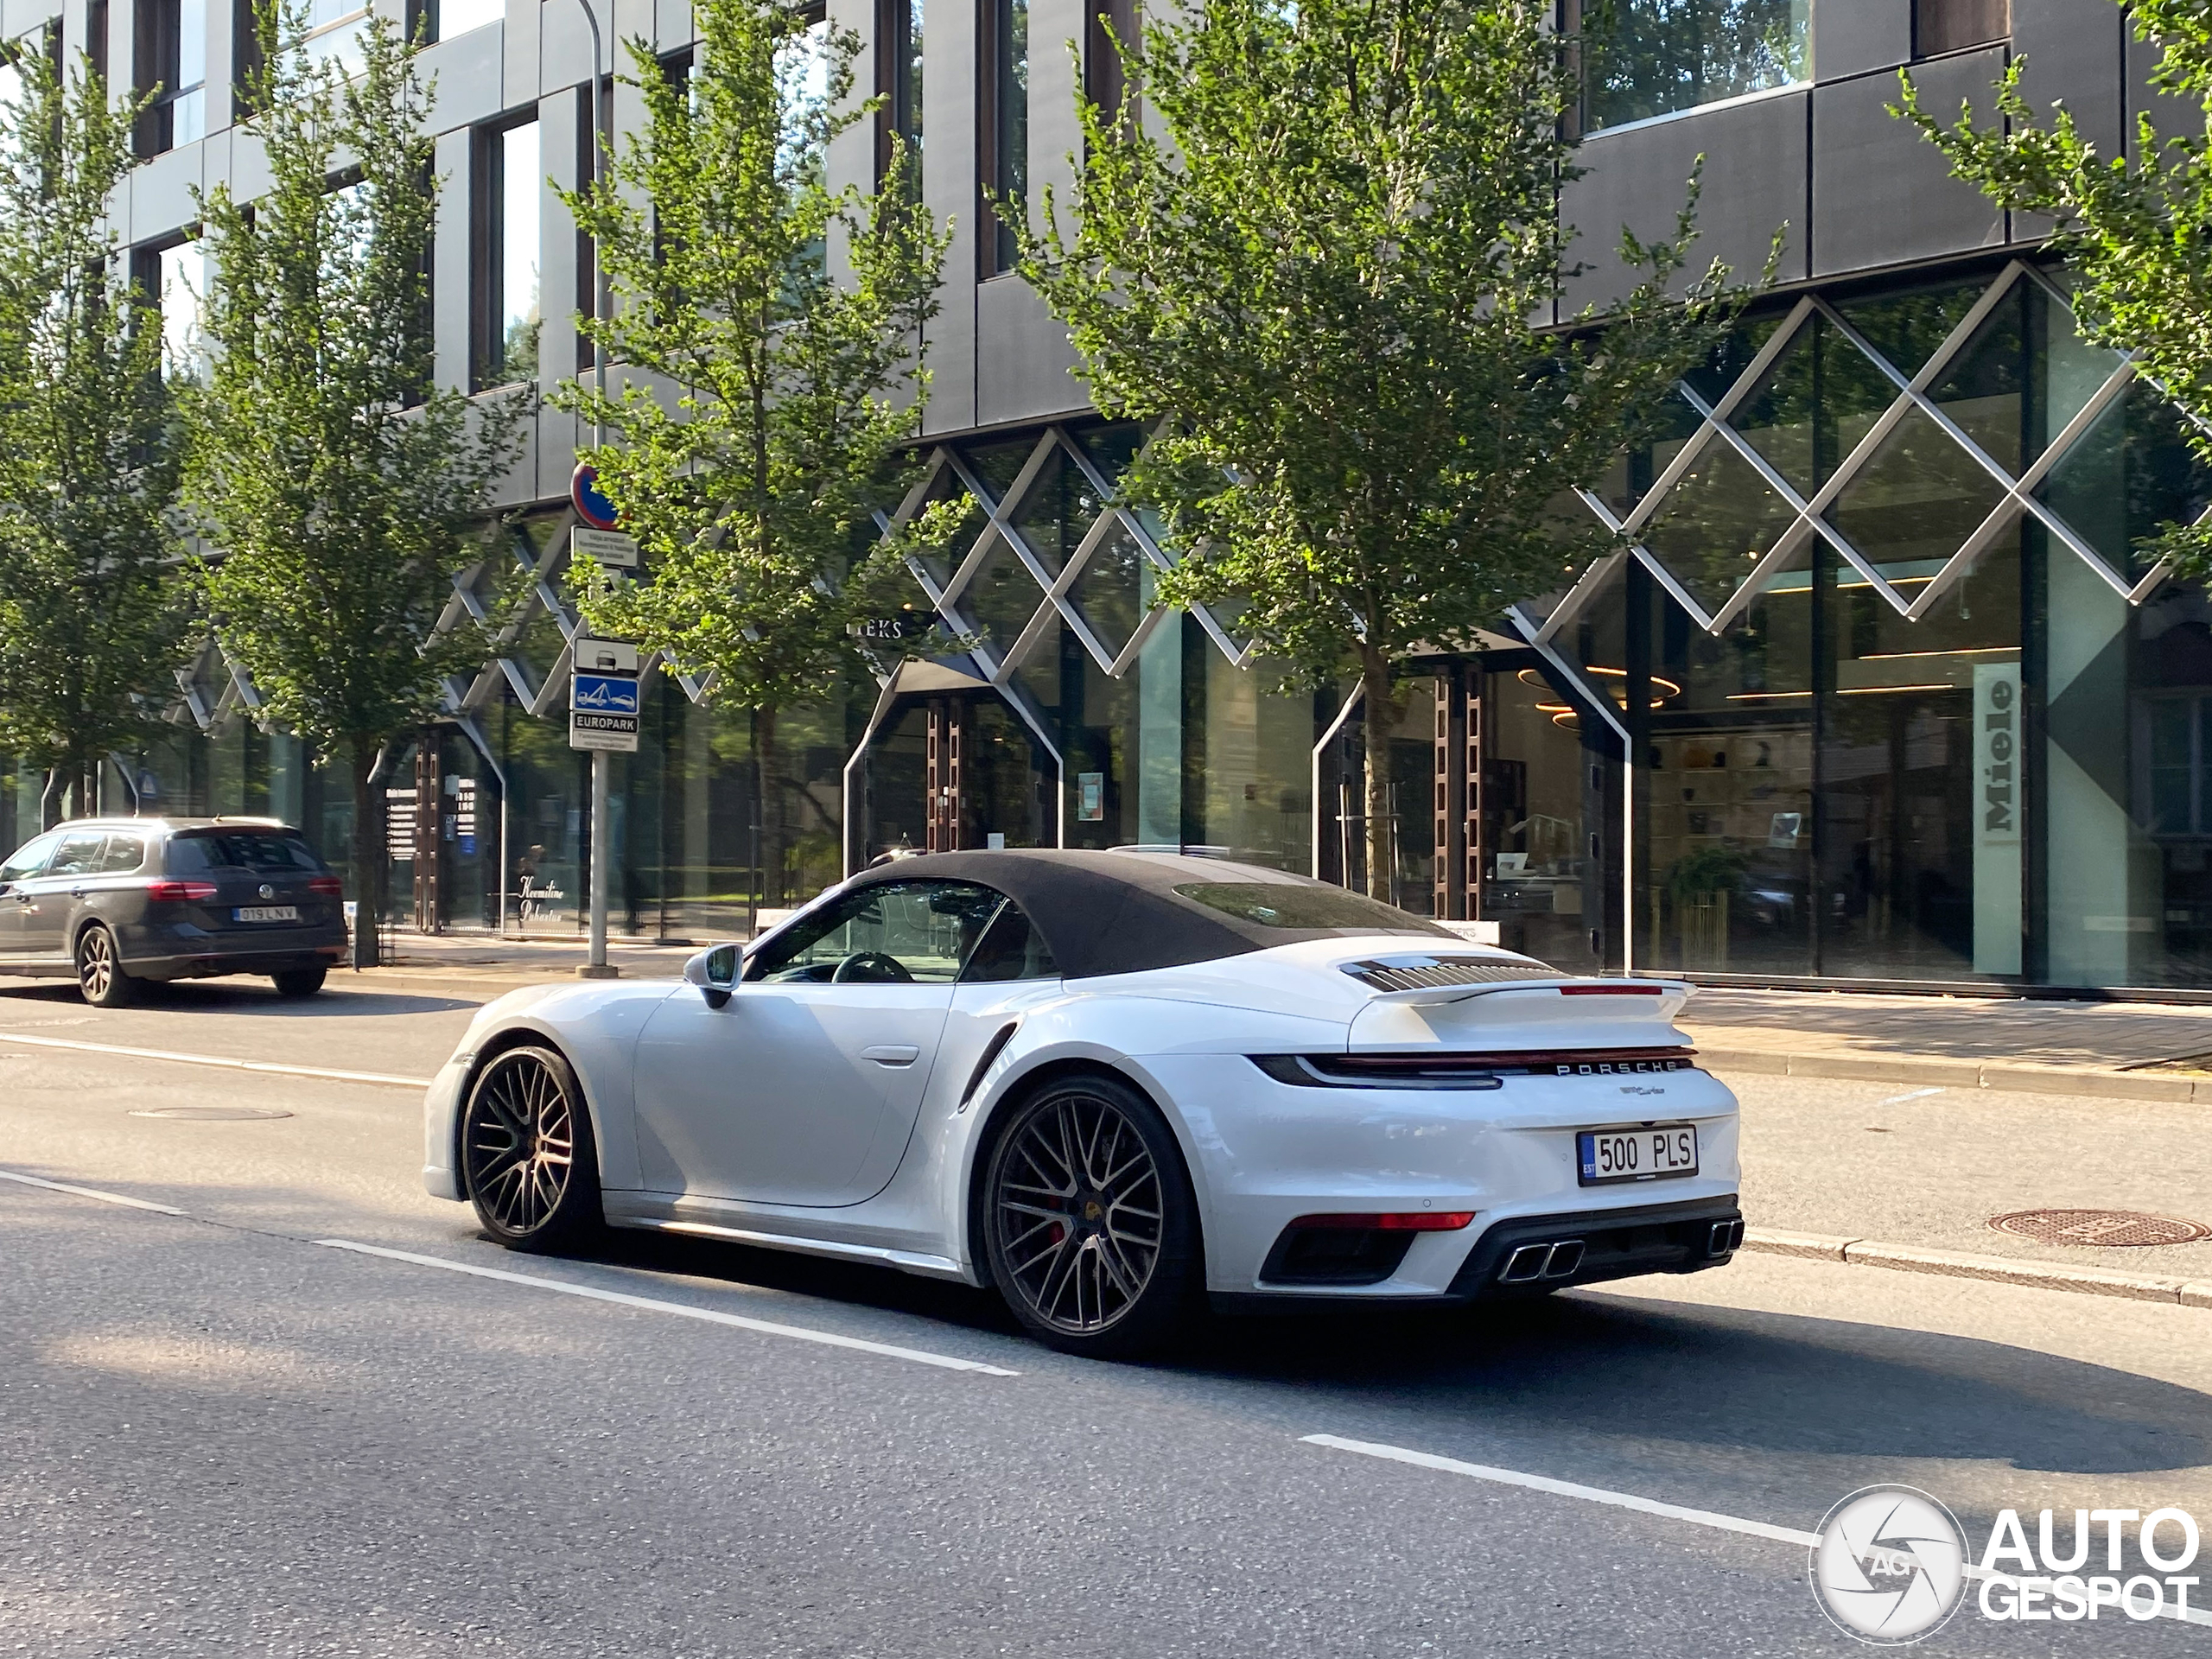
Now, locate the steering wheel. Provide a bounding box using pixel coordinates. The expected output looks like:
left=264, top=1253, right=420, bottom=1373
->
left=831, top=950, right=913, bottom=984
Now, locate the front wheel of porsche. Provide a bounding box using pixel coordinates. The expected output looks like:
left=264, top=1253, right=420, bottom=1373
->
left=461, top=1045, right=601, bottom=1252
left=982, top=1074, right=1200, bottom=1359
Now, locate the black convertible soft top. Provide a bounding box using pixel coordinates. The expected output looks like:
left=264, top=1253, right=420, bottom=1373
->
left=840, top=849, right=1453, bottom=980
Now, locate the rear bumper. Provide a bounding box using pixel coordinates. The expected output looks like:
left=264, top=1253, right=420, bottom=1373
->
left=1211, top=1194, right=1743, bottom=1313
left=126, top=940, right=348, bottom=979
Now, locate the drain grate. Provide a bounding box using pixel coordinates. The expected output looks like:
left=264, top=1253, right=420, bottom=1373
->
left=1988, top=1209, right=2211, bottom=1248
left=129, top=1106, right=294, bottom=1122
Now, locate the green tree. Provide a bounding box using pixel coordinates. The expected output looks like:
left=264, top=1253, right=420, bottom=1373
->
left=1900, top=2, right=2212, bottom=575
left=556, top=0, right=949, bottom=906
left=0, top=46, right=184, bottom=823
left=186, top=5, right=524, bottom=963
left=1017, top=0, right=1747, bottom=898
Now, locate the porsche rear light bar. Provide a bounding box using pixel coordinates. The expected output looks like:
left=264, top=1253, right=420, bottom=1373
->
left=1250, top=1048, right=1697, bottom=1088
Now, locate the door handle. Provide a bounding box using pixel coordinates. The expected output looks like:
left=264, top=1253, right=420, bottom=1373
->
left=861, top=1044, right=920, bottom=1066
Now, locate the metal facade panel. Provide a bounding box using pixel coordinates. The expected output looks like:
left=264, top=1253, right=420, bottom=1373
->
left=974, top=276, right=1086, bottom=428
left=1561, top=87, right=1809, bottom=315
left=1810, top=0, right=1910, bottom=80
left=1811, top=50, right=2009, bottom=276
left=422, top=26, right=509, bottom=133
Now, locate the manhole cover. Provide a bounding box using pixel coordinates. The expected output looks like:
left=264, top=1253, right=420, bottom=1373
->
left=1989, top=1209, right=2211, bottom=1248
left=128, top=1106, right=294, bottom=1122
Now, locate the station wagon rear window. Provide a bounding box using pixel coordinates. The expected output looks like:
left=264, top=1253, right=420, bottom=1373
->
left=1172, top=883, right=1456, bottom=937
left=168, top=832, right=324, bottom=874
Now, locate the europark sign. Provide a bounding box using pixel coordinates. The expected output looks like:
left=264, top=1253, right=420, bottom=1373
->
left=567, top=464, right=643, bottom=753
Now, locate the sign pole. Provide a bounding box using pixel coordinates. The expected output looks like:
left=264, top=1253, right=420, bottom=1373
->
left=569, top=637, right=638, bottom=980
left=588, top=749, right=611, bottom=975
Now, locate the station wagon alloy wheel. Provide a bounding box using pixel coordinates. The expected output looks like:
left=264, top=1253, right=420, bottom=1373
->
left=987, top=1080, right=1187, bottom=1349
left=462, top=1046, right=601, bottom=1249
left=75, top=925, right=134, bottom=1007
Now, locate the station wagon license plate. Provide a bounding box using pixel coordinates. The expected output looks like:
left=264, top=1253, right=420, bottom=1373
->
left=233, top=905, right=299, bottom=924
left=1578, top=1124, right=1698, bottom=1185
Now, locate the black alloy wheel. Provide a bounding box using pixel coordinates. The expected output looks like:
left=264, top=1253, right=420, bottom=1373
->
left=461, top=1046, right=601, bottom=1251
left=271, top=967, right=327, bottom=998
left=75, top=925, right=136, bottom=1008
left=982, top=1073, right=1199, bottom=1358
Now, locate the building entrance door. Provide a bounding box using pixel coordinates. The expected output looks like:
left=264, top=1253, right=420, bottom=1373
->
left=858, top=692, right=1053, bottom=863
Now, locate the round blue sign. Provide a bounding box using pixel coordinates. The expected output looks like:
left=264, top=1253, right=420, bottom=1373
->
left=570, top=463, right=620, bottom=531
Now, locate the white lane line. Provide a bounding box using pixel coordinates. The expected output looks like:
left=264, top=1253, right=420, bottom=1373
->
left=1878, top=1086, right=1946, bottom=1105
left=312, top=1238, right=1022, bottom=1377
left=0, top=1166, right=185, bottom=1215
left=1302, top=1434, right=2212, bottom=1628
left=1301, top=1434, right=1816, bottom=1547
left=0, top=1030, right=432, bottom=1089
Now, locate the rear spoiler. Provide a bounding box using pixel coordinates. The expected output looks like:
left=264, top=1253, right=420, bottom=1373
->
left=1342, top=961, right=1688, bottom=1009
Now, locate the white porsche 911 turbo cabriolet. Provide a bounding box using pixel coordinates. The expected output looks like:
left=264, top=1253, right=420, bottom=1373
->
left=423, top=849, right=1741, bottom=1357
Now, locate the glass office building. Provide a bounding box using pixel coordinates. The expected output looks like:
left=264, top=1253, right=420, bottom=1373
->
left=8, top=0, right=2207, bottom=994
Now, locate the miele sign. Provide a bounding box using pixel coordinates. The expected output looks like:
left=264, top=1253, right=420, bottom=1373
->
left=1972, top=662, right=2023, bottom=975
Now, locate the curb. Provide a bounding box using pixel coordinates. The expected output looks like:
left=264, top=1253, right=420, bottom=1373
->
left=1692, top=1044, right=2212, bottom=1104
left=1742, top=1227, right=2212, bottom=1308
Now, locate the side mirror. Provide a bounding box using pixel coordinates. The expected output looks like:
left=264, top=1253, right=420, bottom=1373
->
left=683, top=942, right=742, bottom=1009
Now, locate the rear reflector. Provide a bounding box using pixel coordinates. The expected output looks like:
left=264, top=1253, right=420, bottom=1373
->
left=1558, top=984, right=1666, bottom=995
left=146, top=880, right=219, bottom=902
left=308, top=875, right=343, bottom=896
left=1289, top=1211, right=1476, bottom=1232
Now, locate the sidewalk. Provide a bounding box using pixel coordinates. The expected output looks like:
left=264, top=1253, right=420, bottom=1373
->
left=1681, top=987, right=2212, bottom=1103
left=336, top=931, right=699, bottom=1000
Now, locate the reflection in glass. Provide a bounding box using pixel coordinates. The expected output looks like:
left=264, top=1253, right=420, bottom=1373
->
left=1010, top=447, right=1103, bottom=575
left=2037, top=382, right=2212, bottom=586
left=1825, top=407, right=2006, bottom=588
left=1581, top=0, right=1808, bottom=132
left=953, top=532, right=1046, bottom=650
left=1637, top=439, right=1801, bottom=616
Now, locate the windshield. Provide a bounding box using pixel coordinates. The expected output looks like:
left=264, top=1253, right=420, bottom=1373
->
left=1172, top=882, right=1457, bottom=936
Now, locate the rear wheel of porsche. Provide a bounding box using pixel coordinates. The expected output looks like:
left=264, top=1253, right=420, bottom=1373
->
left=982, top=1074, right=1199, bottom=1359
left=461, top=1046, right=601, bottom=1252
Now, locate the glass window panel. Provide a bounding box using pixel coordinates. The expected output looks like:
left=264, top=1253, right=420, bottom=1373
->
left=1726, top=320, right=1816, bottom=495
left=1066, top=524, right=1153, bottom=662
left=1830, top=278, right=1983, bottom=383
left=1683, top=308, right=1787, bottom=406
left=1824, top=406, right=2006, bottom=587
left=1072, top=420, right=1147, bottom=482
left=498, top=122, right=540, bottom=383
left=1637, top=439, right=1801, bottom=615
left=958, top=436, right=1036, bottom=507
left=952, top=531, right=1045, bottom=647
left=911, top=472, right=984, bottom=589
left=2035, top=382, right=2212, bottom=586
left=1923, top=287, right=2029, bottom=474
left=156, top=239, right=205, bottom=378
left=1009, top=446, right=1103, bottom=576
left=2147, top=697, right=2194, bottom=835
left=990, top=0, right=1027, bottom=270
left=1599, top=393, right=1704, bottom=520
left=1582, top=0, right=1808, bottom=133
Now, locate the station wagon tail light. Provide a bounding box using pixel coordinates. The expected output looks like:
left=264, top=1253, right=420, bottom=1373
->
left=308, top=876, right=343, bottom=896
left=146, top=880, right=219, bottom=902
left=1288, top=1211, right=1476, bottom=1231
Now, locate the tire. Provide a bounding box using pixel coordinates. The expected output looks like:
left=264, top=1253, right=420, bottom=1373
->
left=75, top=925, right=137, bottom=1008
left=461, top=1045, right=602, bottom=1252
left=981, top=1071, right=1201, bottom=1359
left=272, top=967, right=327, bottom=998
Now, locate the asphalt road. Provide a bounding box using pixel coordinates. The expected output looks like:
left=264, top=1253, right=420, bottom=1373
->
left=3, top=977, right=2210, bottom=1656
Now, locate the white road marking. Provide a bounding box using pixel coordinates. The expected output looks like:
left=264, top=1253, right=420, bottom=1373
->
left=1877, top=1086, right=1946, bottom=1105
left=0, top=1166, right=185, bottom=1215
left=1303, top=1434, right=2212, bottom=1628
left=312, top=1238, right=1022, bottom=1377
left=0, top=1030, right=433, bottom=1089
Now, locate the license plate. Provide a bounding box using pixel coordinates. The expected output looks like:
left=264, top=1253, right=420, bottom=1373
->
left=1578, top=1124, right=1698, bottom=1185
left=233, top=905, right=300, bottom=923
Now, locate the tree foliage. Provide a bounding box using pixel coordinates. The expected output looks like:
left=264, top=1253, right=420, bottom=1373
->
left=555, top=0, right=949, bottom=901
left=1901, top=0, right=2212, bottom=575
left=185, top=4, right=524, bottom=957
left=0, top=44, right=184, bottom=820
left=1016, top=0, right=1747, bottom=895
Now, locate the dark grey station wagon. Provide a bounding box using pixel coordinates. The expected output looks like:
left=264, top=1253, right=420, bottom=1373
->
left=0, top=818, right=350, bottom=1005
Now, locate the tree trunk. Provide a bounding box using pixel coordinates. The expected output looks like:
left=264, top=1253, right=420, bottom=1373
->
left=78, top=761, right=99, bottom=819
left=756, top=706, right=784, bottom=910
left=1360, top=644, right=1395, bottom=904
left=350, top=735, right=384, bottom=969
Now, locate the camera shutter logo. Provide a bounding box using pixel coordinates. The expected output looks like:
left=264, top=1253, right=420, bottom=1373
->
left=1810, top=1485, right=1968, bottom=1644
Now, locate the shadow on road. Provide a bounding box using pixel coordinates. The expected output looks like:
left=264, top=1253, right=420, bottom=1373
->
left=0, top=979, right=475, bottom=1017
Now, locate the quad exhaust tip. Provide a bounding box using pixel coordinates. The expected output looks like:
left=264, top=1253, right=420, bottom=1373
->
left=1499, top=1239, right=1586, bottom=1283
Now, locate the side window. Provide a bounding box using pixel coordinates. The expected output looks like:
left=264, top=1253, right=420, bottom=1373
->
left=97, top=836, right=148, bottom=874
left=46, top=833, right=109, bottom=878
left=0, top=832, right=60, bottom=883
left=747, top=880, right=1005, bottom=984
left=960, top=901, right=1059, bottom=982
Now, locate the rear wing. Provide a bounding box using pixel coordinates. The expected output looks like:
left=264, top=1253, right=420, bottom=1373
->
left=1338, top=957, right=1688, bottom=1010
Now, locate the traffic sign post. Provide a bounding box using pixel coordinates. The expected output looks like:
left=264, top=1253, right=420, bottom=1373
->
left=570, top=639, right=639, bottom=978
